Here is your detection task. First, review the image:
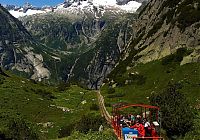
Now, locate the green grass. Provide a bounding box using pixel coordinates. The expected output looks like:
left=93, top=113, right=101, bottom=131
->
left=101, top=59, right=200, bottom=111
left=101, top=53, right=200, bottom=138
left=55, top=128, right=117, bottom=140
left=0, top=73, right=99, bottom=139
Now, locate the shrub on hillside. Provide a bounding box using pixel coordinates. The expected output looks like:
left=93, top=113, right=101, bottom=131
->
left=114, top=76, right=126, bottom=87
left=107, top=94, right=116, bottom=98
left=150, top=84, right=194, bottom=137
left=107, top=87, right=115, bottom=94
left=105, top=102, right=112, bottom=107
left=107, top=93, right=125, bottom=98
left=0, top=77, right=4, bottom=84
left=4, top=117, right=40, bottom=140
left=57, top=82, right=70, bottom=91
left=128, top=73, right=146, bottom=85
left=59, top=113, right=106, bottom=138
left=90, top=103, right=99, bottom=111
left=161, top=48, right=192, bottom=65
left=180, top=116, right=200, bottom=139
left=65, top=129, right=117, bottom=140
left=32, top=88, right=56, bottom=100
left=59, top=122, right=75, bottom=138
left=75, top=113, right=106, bottom=134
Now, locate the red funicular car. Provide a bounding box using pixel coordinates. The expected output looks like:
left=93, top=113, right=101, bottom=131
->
left=112, top=103, right=163, bottom=140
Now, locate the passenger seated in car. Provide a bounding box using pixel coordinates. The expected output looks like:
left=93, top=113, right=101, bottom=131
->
left=119, top=115, right=128, bottom=128
left=136, top=114, right=142, bottom=123
left=151, top=123, right=159, bottom=140
left=131, top=114, right=135, bottom=122
left=128, top=114, right=131, bottom=121
left=143, top=118, right=151, bottom=136
left=130, top=120, right=145, bottom=137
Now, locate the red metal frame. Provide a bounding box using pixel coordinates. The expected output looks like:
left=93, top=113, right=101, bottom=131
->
left=112, top=103, right=162, bottom=140
left=116, top=104, right=160, bottom=110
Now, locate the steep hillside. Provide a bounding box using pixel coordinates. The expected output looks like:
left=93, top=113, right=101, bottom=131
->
left=69, top=14, right=135, bottom=89
left=19, top=12, right=104, bottom=82
left=20, top=13, right=104, bottom=52
left=109, top=0, right=200, bottom=83
left=101, top=0, right=200, bottom=138
left=102, top=49, right=200, bottom=138
left=128, top=0, right=200, bottom=64
left=0, top=5, right=50, bottom=81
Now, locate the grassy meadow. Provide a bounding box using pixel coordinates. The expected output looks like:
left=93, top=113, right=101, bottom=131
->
left=0, top=73, right=115, bottom=139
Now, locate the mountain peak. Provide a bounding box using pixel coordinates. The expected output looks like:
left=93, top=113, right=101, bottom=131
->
left=6, top=0, right=143, bottom=18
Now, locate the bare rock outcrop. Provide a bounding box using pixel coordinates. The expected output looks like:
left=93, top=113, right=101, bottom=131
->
left=128, top=0, right=200, bottom=64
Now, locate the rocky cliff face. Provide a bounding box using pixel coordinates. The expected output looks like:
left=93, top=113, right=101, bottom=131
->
left=19, top=4, right=136, bottom=87
left=20, top=12, right=107, bottom=83
left=126, top=0, right=200, bottom=65
left=20, top=12, right=105, bottom=52
left=0, top=5, right=50, bottom=81
left=69, top=16, right=134, bottom=89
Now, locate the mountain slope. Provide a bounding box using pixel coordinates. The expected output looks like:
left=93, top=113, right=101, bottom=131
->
left=0, top=71, right=108, bottom=139
left=70, top=15, right=135, bottom=89
left=18, top=1, right=138, bottom=86
left=128, top=0, right=200, bottom=64
left=102, top=53, right=200, bottom=138
left=4, top=0, right=145, bottom=86
left=0, top=5, right=50, bottom=81
left=20, top=12, right=104, bottom=52
left=101, top=0, right=200, bottom=138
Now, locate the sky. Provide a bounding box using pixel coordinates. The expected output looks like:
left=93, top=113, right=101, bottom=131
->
left=0, top=0, right=64, bottom=7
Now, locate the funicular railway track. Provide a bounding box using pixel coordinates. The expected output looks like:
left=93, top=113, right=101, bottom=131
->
left=97, top=91, right=124, bottom=140
left=97, top=91, right=112, bottom=124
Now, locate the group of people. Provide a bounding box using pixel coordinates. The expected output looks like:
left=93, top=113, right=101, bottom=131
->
left=119, top=114, right=158, bottom=137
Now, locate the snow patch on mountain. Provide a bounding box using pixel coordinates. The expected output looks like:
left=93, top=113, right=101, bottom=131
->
left=93, top=0, right=117, bottom=6
left=119, top=1, right=142, bottom=12
left=7, top=0, right=142, bottom=18
left=9, top=9, right=46, bottom=18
